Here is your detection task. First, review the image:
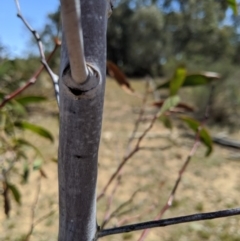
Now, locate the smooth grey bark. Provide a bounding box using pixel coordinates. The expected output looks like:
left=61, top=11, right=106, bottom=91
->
left=58, top=1, right=108, bottom=240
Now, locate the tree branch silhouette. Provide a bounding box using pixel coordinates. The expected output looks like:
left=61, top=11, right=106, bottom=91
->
left=98, top=207, right=240, bottom=238
left=14, top=0, right=60, bottom=103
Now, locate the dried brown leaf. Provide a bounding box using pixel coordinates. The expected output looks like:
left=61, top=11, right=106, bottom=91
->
left=39, top=169, right=48, bottom=179
left=107, top=61, right=135, bottom=93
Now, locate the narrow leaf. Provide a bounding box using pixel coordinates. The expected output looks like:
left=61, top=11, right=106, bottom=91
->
left=181, top=116, right=213, bottom=156
left=107, top=61, right=135, bottom=93
left=15, top=96, right=47, bottom=106
left=51, top=157, right=58, bottom=163
left=0, top=91, right=6, bottom=101
left=170, top=66, right=187, bottom=95
left=14, top=138, right=44, bottom=158
left=9, top=100, right=27, bottom=116
left=39, top=169, right=48, bottom=178
left=22, top=162, right=30, bottom=184
left=227, top=0, right=238, bottom=15
left=159, top=95, right=180, bottom=115
left=33, top=159, right=43, bottom=170
left=7, top=183, right=21, bottom=205
left=14, top=121, right=54, bottom=142
left=159, top=115, right=173, bottom=130
left=183, top=72, right=220, bottom=86
left=157, top=72, right=220, bottom=89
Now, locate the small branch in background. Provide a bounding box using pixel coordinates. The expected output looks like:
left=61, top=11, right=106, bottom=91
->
left=24, top=176, right=41, bottom=241
left=33, top=210, right=56, bottom=227
left=117, top=206, right=155, bottom=227
left=101, top=177, right=121, bottom=229
left=97, top=82, right=158, bottom=201
left=101, top=189, right=140, bottom=229
left=98, top=113, right=157, bottom=201
left=22, top=176, right=55, bottom=241
left=14, top=0, right=60, bottom=104
left=128, top=80, right=150, bottom=146
left=147, top=76, right=161, bottom=101
left=0, top=42, right=60, bottom=109
left=98, top=207, right=240, bottom=238
left=137, top=85, right=215, bottom=241
left=138, top=145, right=171, bottom=152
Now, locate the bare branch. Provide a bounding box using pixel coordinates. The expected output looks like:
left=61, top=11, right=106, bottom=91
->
left=34, top=210, right=56, bottom=227
left=117, top=206, right=155, bottom=227
left=61, top=0, right=88, bottom=83
left=24, top=177, right=41, bottom=241
left=14, top=0, right=60, bottom=104
left=98, top=207, right=240, bottom=238
left=128, top=80, right=150, bottom=146
left=97, top=81, right=158, bottom=200
left=101, top=189, right=141, bottom=229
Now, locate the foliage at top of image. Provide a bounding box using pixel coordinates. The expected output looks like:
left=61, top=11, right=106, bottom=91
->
left=108, top=0, right=239, bottom=77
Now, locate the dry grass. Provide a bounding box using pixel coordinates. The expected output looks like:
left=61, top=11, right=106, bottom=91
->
left=1, top=78, right=240, bottom=241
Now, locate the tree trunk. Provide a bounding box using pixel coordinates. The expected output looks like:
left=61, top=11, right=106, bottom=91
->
left=58, top=1, right=108, bottom=240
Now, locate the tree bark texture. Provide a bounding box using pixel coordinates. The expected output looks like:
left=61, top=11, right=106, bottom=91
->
left=58, top=1, right=108, bottom=240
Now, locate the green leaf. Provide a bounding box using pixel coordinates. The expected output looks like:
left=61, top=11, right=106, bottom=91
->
left=0, top=91, right=6, bottom=101
left=0, top=61, right=13, bottom=78
left=183, top=72, right=220, bottom=87
left=33, top=159, right=43, bottom=170
left=159, top=115, right=173, bottom=130
left=170, top=66, right=187, bottom=95
left=9, top=100, right=27, bottom=116
left=7, top=183, right=21, bottom=205
left=22, top=162, right=30, bottom=183
left=157, top=72, right=220, bottom=89
left=17, top=150, right=28, bottom=160
left=51, top=157, right=58, bottom=163
left=14, top=138, right=44, bottom=158
left=14, top=121, right=54, bottom=142
left=159, top=95, right=180, bottom=115
left=15, top=96, right=47, bottom=106
left=180, top=116, right=213, bottom=156
left=227, top=0, right=238, bottom=15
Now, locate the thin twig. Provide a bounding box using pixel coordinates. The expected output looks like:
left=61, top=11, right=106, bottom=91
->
left=147, top=76, right=161, bottom=101
left=98, top=207, right=240, bottom=238
left=0, top=43, right=60, bottom=109
left=24, top=177, right=41, bottom=241
left=101, top=177, right=121, bottom=228
left=14, top=0, right=60, bottom=104
left=97, top=113, right=158, bottom=201
left=97, top=81, right=154, bottom=201
left=100, top=81, right=151, bottom=225
left=101, top=189, right=141, bottom=229
left=34, top=210, right=56, bottom=226
left=117, top=206, right=155, bottom=227
left=128, top=80, right=150, bottom=146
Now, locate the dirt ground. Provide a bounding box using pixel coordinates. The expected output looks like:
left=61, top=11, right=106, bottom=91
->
left=1, top=79, right=240, bottom=241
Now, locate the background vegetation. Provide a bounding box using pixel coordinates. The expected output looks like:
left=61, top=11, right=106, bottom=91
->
left=0, top=0, right=240, bottom=240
